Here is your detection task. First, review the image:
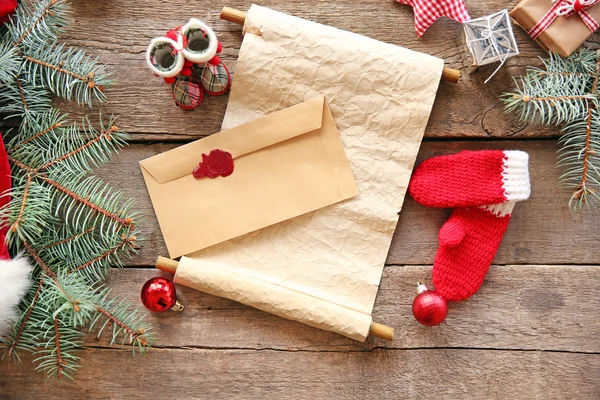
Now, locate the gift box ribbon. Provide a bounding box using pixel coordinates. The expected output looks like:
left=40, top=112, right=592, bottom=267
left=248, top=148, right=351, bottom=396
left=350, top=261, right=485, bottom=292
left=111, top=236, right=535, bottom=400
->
left=528, top=0, right=600, bottom=40
left=465, top=11, right=517, bottom=83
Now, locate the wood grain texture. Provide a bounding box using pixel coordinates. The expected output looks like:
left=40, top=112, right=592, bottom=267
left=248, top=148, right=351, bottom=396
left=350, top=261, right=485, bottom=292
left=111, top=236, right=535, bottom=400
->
left=2, top=347, right=598, bottom=399
left=88, top=266, right=600, bottom=353
left=96, top=140, right=600, bottom=267
left=3, top=1, right=600, bottom=397
left=49, top=0, right=599, bottom=140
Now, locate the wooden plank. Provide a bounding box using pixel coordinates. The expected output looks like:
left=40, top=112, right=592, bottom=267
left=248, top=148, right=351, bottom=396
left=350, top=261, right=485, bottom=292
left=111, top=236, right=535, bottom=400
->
left=49, top=0, right=600, bottom=140
left=2, top=347, right=598, bottom=399
left=97, top=140, right=600, bottom=267
left=77, top=265, right=600, bottom=353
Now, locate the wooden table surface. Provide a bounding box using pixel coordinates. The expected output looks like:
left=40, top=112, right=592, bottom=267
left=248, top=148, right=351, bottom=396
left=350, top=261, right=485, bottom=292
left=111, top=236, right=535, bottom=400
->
left=2, top=0, right=600, bottom=399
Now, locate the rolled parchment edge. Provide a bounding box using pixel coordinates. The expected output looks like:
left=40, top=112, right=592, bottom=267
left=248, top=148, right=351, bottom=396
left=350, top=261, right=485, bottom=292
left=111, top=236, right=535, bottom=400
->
left=155, top=256, right=394, bottom=341
left=220, top=6, right=460, bottom=84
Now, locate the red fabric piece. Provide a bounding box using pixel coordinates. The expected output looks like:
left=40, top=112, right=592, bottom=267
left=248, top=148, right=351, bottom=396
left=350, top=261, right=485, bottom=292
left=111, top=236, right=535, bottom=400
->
left=396, top=0, right=471, bottom=37
left=433, top=207, right=511, bottom=301
left=0, top=0, right=16, bottom=23
left=408, top=150, right=507, bottom=208
left=0, top=133, right=11, bottom=260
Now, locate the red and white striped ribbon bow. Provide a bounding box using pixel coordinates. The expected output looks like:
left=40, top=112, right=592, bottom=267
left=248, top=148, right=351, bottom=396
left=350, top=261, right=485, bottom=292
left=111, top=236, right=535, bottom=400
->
left=528, top=0, right=600, bottom=40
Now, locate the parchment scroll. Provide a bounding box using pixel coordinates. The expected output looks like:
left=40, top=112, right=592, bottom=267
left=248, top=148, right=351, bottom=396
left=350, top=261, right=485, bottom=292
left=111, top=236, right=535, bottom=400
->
left=177, top=5, right=444, bottom=341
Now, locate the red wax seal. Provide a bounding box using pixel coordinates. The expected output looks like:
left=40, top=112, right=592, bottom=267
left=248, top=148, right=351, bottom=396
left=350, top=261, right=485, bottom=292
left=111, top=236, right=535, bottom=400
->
left=193, top=149, right=234, bottom=179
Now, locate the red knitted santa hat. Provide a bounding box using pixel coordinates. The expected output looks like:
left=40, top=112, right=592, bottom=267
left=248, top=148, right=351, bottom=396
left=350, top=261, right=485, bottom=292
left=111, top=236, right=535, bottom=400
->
left=409, top=150, right=530, bottom=301
left=0, top=134, right=32, bottom=335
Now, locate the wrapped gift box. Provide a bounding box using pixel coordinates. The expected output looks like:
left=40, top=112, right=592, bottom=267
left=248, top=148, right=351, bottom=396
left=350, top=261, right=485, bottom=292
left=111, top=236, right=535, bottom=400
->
left=511, top=0, right=600, bottom=57
left=464, top=10, right=519, bottom=66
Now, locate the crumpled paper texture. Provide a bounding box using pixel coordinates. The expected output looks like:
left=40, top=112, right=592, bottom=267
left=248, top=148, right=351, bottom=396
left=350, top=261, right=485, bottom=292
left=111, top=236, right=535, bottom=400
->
left=179, top=5, right=443, bottom=341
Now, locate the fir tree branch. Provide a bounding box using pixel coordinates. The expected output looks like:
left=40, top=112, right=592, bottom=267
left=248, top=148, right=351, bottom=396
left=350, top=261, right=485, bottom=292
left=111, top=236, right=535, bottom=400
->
left=23, top=55, right=104, bottom=91
left=53, top=316, right=67, bottom=379
left=518, top=94, right=593, bottom=103
left=23, top=240, right=56, bottom=279
left=0, top=76, right=52, bottom=119
left=9, top=0, right=70, bottom=48
left=0, top=0, right=152, bottom=379
left=68, top=234, right=136, bottom=274
left=557, top=55, right=600, bottom=209
left=11, top=121, right=62, bottom=152
left=23, top=44, right=109, bottom=106
left=5, top=280, right=44, bottom=358
left=503, top=48, right=600, bottom=210
left=40, top=176, right=134, bottom=228
left=11, top=174, right=33, bottom=233
left=0, top=42, right=20, bottom=83
left=573, top=107, right=595, bottom=201
left=34, top=311, right=82, bottom=380
left=8, top=156, right=35, bottom=174
left=15, top=77, right=28, bottom=111
left=36, top=125, right=116, bottom=172
left=578, top=59, right=600, bottom=199
left=95, top=306, right=148, bottom=347
left=42, top=226, right=95, bottom=249
left=535, top=71, right=594, bottom=78
left=13, top=0, right=62, bottom=46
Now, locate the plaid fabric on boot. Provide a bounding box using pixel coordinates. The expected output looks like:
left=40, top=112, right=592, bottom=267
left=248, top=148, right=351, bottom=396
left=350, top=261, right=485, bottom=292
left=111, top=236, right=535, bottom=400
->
left=171, top=77, right=204, bottom=110
left=199, top=62, right=231, bottom=95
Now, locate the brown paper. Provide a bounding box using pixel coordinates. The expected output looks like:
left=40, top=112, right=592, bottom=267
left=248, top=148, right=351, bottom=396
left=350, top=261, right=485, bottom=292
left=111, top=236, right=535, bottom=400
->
left=511, top=0, right=600, bottom=57
left=140, top=96, right=358, bottom=259
left=180, top=5, right=443, bottom=341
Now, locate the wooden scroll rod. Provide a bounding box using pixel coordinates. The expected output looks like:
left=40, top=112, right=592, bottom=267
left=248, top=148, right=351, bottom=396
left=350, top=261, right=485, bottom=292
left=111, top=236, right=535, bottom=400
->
left=156, top=256, right=394, bottom=342
left=220, top=7, right=460, bottom=84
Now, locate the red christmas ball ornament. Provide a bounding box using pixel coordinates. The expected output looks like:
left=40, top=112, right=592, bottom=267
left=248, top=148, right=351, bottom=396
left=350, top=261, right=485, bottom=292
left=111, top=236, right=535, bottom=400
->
left=412, top=282, right=448, bottom=326
left=164, top=76, right=176, bottom=85
left=141, top=277, right=184, bottom=312
left=216, top=41, right=223, bottom=53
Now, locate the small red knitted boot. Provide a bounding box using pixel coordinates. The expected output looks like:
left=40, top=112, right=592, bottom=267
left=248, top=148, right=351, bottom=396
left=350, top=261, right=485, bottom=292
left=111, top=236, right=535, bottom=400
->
left=409, top=150, right=530, bottom=208
left=409, top=150, right=530, bottom=301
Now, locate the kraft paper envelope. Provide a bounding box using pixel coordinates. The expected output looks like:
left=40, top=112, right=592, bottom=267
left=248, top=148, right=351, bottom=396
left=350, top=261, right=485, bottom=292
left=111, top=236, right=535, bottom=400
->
left=140, top=96, right=358, bottom=259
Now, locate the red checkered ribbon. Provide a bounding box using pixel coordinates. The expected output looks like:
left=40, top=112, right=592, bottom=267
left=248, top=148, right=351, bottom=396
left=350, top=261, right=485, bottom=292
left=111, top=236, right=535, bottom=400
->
left=528, top=0, right=600, bottom=40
